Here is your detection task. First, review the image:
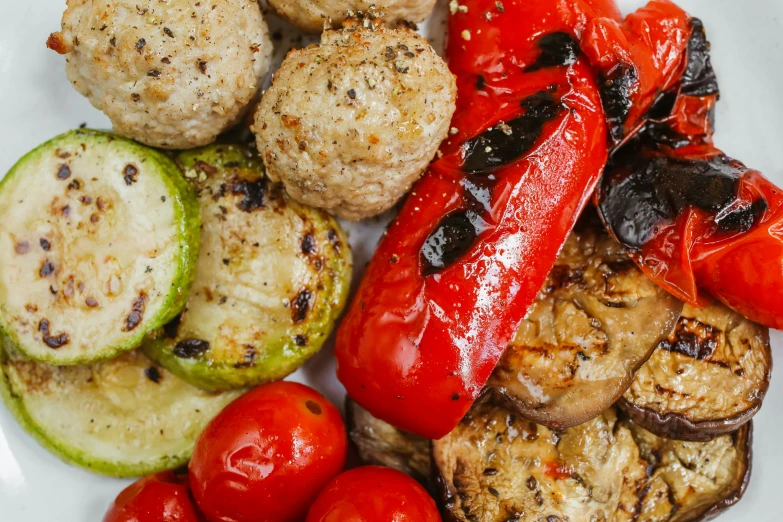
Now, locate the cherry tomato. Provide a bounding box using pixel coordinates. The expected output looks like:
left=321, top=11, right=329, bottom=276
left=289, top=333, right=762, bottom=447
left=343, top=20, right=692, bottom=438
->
left=305, top=466, right=441, bottom=522
left=189, top=381, right=347, bottom=522
left=103, top=471, right=205, bottom=522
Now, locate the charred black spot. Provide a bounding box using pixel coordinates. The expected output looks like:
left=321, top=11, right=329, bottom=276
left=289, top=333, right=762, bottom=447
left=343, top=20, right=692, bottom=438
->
left=681, top=19, right=719, bottom=97
left=43, top=332, right=70, bottom=349
left=462, top=91, right=563, bottom=174
left=198, top=60, right=208, bottom=74
left=294, top=334, right=308, bottom=346
left=135, top=38, right=146, bottom=53
left=40, top=261, right=55, bottom=277
left=291, top=289, right=312, bottom=323
left=476, top=74, right=486, bottom=90
left=599, top=147, right=751, bottom=249
left=716, top=199, right=767, bottom=233
left=421, top=212, right=478, bottom=276
left=56, top=164, right=71, bottom=180
left=327, top=229, right=341, bottom=253
left=173, top=338, right=210, bottom=358
left=38, top=319, right=50, bottom=335
left=660, top=317, right=720, bottom=360
left=526, top=32, right=579, bottom=72
left=301, top=233, right=316, bottom=255
left=145, top=366, right=162, bottom=383
left=229, top=177, right=268, bottom=212
left=599, top=63, right=638, bottom=144
left=67, top=179, right=82, bottom=190
left=121, top=293, right=148, bottom=332
left=163, top=314, right=182, bottom=339
left=234, top=345, right=257, bottom=368
left=123, top=164, right=139, bottom=185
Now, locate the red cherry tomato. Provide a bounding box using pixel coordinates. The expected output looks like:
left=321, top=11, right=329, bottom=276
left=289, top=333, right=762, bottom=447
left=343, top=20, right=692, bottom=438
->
left=103, top=471, right=205, bottom=522
left=189, top=381, right=347, bottom=522
left=305, top=466, right=441, bottom=522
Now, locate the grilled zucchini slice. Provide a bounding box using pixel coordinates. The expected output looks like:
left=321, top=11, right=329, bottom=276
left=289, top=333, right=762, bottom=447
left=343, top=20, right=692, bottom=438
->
left=619, top=302, right=772, bottom=441
left=433, top=400, right=751, bottom=522
left=0, top=337, right=241, bottom=477
left=143, top=145, right=352, bottom=391
left=488, top=218, right=683, bottom=428
left=0, top=129, right=199, bottom=365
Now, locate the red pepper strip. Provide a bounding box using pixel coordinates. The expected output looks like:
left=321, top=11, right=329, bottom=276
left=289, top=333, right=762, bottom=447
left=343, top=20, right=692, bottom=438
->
left=578, top=0, right=692, bottom=146
left=335, top=0, right=611, bottom=439
left=594, top=10, right=783, bottom=329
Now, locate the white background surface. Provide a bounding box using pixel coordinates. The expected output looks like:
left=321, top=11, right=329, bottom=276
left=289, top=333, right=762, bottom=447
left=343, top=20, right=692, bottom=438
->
left=1, top=0, right=782, bottom=520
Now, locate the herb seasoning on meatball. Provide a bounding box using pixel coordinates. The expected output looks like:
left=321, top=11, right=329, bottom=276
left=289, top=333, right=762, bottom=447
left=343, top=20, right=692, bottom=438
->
left=254, top=16, right=456, bottom=221
left=48, top=0, right=273, bottom=149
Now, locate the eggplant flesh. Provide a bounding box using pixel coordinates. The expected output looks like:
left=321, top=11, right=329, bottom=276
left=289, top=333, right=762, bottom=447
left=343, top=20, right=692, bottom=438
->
left=619, top=302, right=771, bottom=441
left=346, top=398, right=431, bottom=486
left=433, top=400, right=751, bottom=522
left=488, top=221, right=683, bottom=428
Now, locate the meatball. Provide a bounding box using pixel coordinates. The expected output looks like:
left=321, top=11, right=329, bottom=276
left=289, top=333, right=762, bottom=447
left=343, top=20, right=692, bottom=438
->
left=268, top=0, right=438, bottom=34
left=254, top=18, right=456, bottom=221
left=48, top=0, right=273, bottom=149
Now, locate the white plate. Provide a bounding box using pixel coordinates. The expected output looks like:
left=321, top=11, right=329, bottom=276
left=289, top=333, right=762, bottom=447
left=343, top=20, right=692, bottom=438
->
left=1, top=1, right=782, bottom=520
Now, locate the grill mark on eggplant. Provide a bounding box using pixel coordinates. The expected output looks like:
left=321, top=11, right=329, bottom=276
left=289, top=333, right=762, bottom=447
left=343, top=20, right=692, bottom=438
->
left=526, top=32, right=580, bottom=72
left=462, top=91, right=564, bottom=174
left=659, top=317, right=721, bottom=360
left=599, top=63, right=637, bottom=144
left=173, top=338, right=210, bottom=358
left=121, top=292, right=148, bottom=332
left=228, top=176, right=268, bottom=213
left=599, top=149, right=765, bottom=249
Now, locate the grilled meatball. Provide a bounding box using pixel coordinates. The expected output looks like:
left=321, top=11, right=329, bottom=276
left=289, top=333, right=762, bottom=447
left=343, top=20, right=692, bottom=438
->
left=254, top=17, right=456, bottom=220
left=48, top=0, right=273, bottom=149
left=268, top=0, right=438, bottom=33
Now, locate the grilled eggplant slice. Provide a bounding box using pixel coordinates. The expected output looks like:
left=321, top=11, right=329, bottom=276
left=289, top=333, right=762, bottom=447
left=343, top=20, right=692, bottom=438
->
left=619, top=302, right=771, bottom=441
left=0, top=337, right=241, bottom=477
left=488, top=222, right=682, bottom=428
left=346, top=398, right=431, bottom=486
left=0, top=129, right=199, bottom=365
left=143, top=145, right=352, bottom=391
left=433, top=400, right=751, bottom=522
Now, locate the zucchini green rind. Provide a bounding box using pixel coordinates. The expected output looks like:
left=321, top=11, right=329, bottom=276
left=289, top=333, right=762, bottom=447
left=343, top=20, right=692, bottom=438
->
left=0, top=129, right=200, bottom=365
left=0, top=337, right=241, bottom=477
left=143, top=144, right=352, bottom=391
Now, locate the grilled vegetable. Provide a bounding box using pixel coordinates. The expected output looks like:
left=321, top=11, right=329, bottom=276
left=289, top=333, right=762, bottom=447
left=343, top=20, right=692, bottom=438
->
left=620, top=302, right=771, bottom=441
left=0, top=337, right=241, bottom=477
left=488, top=218, right=682, bottom=428
left=433, top=400, right=752, bottom=522
left=346, top=398, right=431, bottom=487
left=143, top=145, right=352, bottom=391
left=336, top=0, right=613, bottom=439
left=584, top=2, right=783, bottom=330
left=0, top=129, right=199, bottom=365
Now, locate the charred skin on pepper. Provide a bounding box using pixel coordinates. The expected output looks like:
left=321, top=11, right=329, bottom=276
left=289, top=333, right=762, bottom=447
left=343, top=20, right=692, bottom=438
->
left=335, top=0, right=611, bottom=439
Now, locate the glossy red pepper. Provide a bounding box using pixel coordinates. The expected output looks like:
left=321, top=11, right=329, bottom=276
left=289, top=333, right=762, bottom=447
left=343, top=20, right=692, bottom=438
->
left=589, top=2, right=783, bottom=330
left=335, top=0, right=614, bottom=439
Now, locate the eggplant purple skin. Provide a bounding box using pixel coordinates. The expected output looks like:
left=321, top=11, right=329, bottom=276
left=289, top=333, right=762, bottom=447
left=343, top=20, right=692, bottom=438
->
left=698, top=422, right=753, bottom=522
left=617, top=396, right=761, bottom=443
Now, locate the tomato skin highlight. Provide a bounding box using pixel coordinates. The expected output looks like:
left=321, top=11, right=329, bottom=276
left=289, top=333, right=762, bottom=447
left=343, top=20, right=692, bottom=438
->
left=103, top=471, right=205, bottom=522
left=189, top=382, right=347, bottom=522
left=335, top=0, right=613, bottom=440
left=305, top=466, right=441, bottom=522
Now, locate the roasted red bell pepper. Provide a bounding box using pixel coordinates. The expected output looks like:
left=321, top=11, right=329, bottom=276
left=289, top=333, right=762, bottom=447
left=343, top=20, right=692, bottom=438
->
left=593, top=8, right=783, bottom=330
left=335, top=0, right=614, bottom=439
